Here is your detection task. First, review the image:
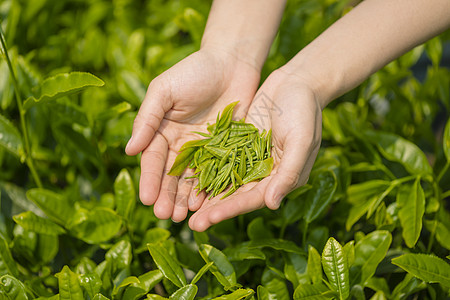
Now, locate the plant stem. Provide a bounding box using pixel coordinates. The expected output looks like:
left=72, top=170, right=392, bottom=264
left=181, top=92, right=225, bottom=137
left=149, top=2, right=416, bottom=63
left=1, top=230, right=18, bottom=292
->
left=437, top=162, right=449, bottom=183
left=441, top=190, right=450, bottom=199
left=0, top=26, right=42, bottom=188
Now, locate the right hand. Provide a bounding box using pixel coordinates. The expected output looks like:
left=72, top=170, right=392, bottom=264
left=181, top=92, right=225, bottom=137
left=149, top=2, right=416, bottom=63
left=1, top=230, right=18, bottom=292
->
left=125, top=46, right=261, bottom=222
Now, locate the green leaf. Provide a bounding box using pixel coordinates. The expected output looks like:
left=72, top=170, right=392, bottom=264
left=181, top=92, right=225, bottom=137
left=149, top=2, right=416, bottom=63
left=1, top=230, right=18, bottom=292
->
left=0, top=275, right=32, bottom=300
left=321, top=237, right=349, bottom=300
left=293, top=283, right=333, bottom=300
left=307, top=245, right=323, bottom=285
left=444, top=118, right=450, bottom=161
left=212, top=288, right=255, bottom=300
left=26, top=188, right=74, bottom=226
left=169, top=284, right=198, bottom=300
left=68, top=207, right=122, bottom=244
left=148, top=243, right=187, bottom=288
left=168, top=147, right=197, bottom=176
left=364, top=130, right=432, bottom=175
left=390, top=274, right=427, bottom=300
left=424, top=220, right=450, bottom=251
left=0, top=235, right=18, bottom=277
left=13, top=211, right=66, bottom=235
left=191, top=262, right=214, bottom=285
left=248, top=239, right=304, bottom=254
left=284, top=252, right=308, bottom=289
left=94, top=293, right=111, bottom=300
left=114, top=169, right=136, bottom=220
left=352, top=231, right=392, bottom=285
left=122, top=270, right=164, bottom=300
left=304, top=171, right=337, bottom=223
left=397, top=179, right=425, bottom=248
left=79, top=273, right=102, bottom=300
left=392, top=254, right=450, bottom=288
left=55, top=266, right=84, bottom=300
left=0, top=113, right=23, bottom=158
left=242, top=157, right=273, bottom=184
left=223, top=243, right=266, bottom=261
left=347, top=181, right=391, bottom=205
left=138, top=228, right=171, bottom=253
left=24, top=72, right=104, bottom=110
left=261, top=268, right=290, bottom=300
left=105, top=240, right=132, bottom=270
left=199, top=244, right=237, bottom=289
left=257, top=285, right=270, bottom=300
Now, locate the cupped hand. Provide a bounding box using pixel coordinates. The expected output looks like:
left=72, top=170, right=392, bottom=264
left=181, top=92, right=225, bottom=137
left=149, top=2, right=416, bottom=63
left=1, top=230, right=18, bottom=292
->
left=188, top=69, right=323, bottom=231
left=125, top=47, right=260, bottom=222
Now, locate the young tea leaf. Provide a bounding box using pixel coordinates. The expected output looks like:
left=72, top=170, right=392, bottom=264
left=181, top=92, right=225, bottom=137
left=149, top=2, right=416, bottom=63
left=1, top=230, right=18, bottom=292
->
left=0, top=113, right=23, bottom=158
left=55, top=266, right=84, bottom=300
left=24, top=72, right=105, bottom=110
left=199, top=244, right=237, bottom=289
left=148, top=243, right=187, bottom=288
left=397, top=178, right=425, bottom=248
left=321, top=237, right=349, bottom=300
left=13, top=211, right=66, bottom=235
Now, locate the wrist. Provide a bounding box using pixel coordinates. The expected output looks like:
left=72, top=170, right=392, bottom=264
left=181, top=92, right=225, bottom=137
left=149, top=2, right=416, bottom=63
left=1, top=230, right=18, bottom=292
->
left=200, top=38, right=266, bottom=73
left=278, top=56, right=341, bottom=110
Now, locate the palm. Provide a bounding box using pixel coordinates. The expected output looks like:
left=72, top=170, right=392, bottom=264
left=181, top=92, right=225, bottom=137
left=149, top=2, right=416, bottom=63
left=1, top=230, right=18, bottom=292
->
left=189, top=70, right=323, bottom=231
left=127, top=49, right=260, bottom=222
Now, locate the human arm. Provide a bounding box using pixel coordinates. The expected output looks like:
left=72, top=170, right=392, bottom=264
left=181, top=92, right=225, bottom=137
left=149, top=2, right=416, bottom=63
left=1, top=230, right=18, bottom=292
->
left=188, top=0, right=450, bottom=231
left=125, top=0, right=286, bottom=222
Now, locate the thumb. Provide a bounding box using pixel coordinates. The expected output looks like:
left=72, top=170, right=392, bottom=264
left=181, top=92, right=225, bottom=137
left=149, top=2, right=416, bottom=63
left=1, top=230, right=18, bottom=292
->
left=265, top=135, right=318, bottom=210
left=125, top=81, right=172, bottom=156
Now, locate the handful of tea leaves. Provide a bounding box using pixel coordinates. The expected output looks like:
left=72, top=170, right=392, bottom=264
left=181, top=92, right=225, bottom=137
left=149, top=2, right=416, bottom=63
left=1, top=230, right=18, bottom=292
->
left=168, top=102, right=273, bottom=199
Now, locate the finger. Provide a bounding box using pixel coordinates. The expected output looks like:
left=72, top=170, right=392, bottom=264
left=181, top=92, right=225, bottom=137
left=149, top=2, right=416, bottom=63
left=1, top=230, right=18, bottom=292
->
left=189, top=178, right=269, bottom=232
left=265, top=136, right=320, bottom=210
left=188, top=188, right=206, bottom=212
left=153, top=173, right=178, bottom=220
left=171, top=171, right=194, bottom=223
left=126, top=80, right=172, bottom=156
left=139, top=133, right=168, bottom=205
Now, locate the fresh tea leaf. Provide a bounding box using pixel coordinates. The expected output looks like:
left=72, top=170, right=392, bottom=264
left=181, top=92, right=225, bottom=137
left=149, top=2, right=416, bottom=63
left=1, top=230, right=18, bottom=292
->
left=148, top=243, right=187, bottom=288
left=321, top=237, right=349, bottom=300
left=24, top=72, right=105, bottom=110
left=0, top=113, right=23, bottom=158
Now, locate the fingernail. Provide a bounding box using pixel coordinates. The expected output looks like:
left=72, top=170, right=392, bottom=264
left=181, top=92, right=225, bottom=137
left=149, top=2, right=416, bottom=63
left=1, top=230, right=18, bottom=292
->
left=125, top=136, right=134, bottom=151
left=272, top=194, right=283, bottom=208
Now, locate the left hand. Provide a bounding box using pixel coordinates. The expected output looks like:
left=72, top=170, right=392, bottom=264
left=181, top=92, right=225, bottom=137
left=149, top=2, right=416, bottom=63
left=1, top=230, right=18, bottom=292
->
left=188, top=69, right=324, bottom=231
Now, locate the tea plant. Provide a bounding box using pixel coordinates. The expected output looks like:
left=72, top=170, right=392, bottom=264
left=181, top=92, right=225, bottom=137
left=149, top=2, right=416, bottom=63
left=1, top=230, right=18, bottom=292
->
left=0, top=0, right=449, bottom=299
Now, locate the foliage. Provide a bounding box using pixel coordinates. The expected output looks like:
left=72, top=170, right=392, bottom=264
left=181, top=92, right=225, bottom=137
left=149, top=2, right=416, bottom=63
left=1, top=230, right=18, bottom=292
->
left=0, top=0, right=450, bottom=299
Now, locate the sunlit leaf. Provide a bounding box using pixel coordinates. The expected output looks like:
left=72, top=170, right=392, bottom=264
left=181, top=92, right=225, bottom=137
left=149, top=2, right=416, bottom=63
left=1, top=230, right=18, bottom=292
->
left=148, top=243, right=187, bottom=288
left=13, top=211, right=66, bottom=235
left=397, top=179, right=425, bottom=248
left=26, top=188, right=74, bottom=226
left=68, top=207, right=122, bottom=244
left=392, top=254, right=450, bottom=288
left=105, top=240, right=132, bottom=270
left=0, top=113, right=23, bottom=158
left=199, top=244, right=237, bottom=289
left=293, top=283, right=333, bottom=300
left=444, top=118, right=450, bottom=161
left=364, top=130, right=432, bottom=175
left=307, top=245, right=323, bottom=285
left=321, top=237, right=349, bottom=300
left=114, top=168, right=136, bottom=221
left=0, top=275, right=32, bottom=299
left=55, top=266, right=84, bottom=300
left=169, top=284, right=198, bottom=300
left=212, top=288, right=254, bottom=300
left=352, top=231, right=392, bottom=285
left=0, top=235, right=18, bottom=277
left=303, top=171, right=337, bottom=223
left=24, top=72, right=104, bottom=110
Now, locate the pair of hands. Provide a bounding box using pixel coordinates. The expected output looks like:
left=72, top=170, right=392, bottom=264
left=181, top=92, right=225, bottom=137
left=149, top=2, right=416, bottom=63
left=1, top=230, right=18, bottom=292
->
left=125, top=47, right=322, bottom=231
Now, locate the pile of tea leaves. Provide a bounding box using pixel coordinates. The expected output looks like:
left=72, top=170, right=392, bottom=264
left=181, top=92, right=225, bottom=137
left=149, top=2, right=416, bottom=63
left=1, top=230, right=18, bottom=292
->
left=168, top=102, right=273, bottom=199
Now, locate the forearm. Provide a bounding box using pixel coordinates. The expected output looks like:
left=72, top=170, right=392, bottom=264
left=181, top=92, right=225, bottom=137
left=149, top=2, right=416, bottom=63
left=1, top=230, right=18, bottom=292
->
left=201, top=0, right=286, bottom=71
left=281, top=0, right=450, bottom=108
